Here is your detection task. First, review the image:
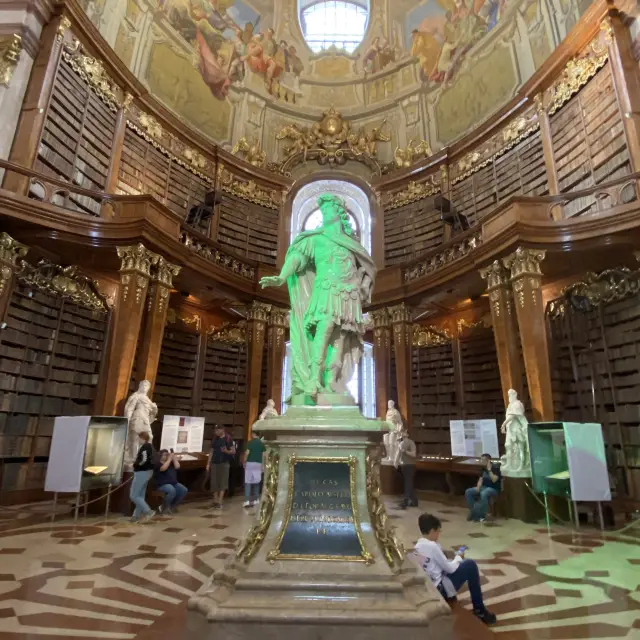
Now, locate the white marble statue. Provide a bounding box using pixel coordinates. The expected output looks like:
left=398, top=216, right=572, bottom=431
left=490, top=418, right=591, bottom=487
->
left=259, top=399, right=279, bottom=420
left=123, top=380, right=157, bottom=469
left=382, top=400, right=404, bottom=464
left=500, top=389, right=531, bottom=477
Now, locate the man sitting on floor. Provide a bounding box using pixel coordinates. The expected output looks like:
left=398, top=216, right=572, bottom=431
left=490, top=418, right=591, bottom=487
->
left=415, top=513, right=496, bottom=625
left=155, top=449, right=188, bottom=514
left=465, top=453, right=501, bottom=522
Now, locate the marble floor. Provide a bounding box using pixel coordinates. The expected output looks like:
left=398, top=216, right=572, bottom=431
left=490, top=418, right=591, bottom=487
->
left=0, top=496, right=638, bottom=640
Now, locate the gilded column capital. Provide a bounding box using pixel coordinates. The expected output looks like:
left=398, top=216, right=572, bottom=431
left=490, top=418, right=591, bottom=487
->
left=116, top=244, right=159, bottom=276
left=479, top=260, right=509, bottom=291
left=153, top=256, right=181, bottom=288
left=502, top=247, right=546, bottom=279
left=56, top=16, right=72, bottom=41
left=0, top=232, right=28, bottom=296
left=387, top=303, right=412, bottom=324
left=268, top=306, right=290, bottom=327
left=370, top=308, right=391, bottom=328
left=247, top=300, right=272, bottom=323
left=0, top=34, right=22, bottom=88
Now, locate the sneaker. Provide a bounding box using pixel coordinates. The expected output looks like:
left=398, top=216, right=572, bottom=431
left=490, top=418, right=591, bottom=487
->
left=157, top=505, right=165, bottom=515
left=142, top=510, right=156, bottom=523
left=214, top=503, right=223, bottom=510
left=243, top=501, right=251, bottom=508
left=479, top=517, right=486, bottom=523
left=250, top=500, right=259, bottom=507
left=473, top=609, right=497, bottom=625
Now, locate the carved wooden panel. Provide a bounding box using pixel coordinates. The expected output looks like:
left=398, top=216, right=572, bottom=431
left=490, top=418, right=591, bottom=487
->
left=383, top=196, right=443, bottom=267
left=217, top=193, right=279, bottom=266
left=34, top=57, right=117, bottom=216
left=550, top=64, right=631, bottom=218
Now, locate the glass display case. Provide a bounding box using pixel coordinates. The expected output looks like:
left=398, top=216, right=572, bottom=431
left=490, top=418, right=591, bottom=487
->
left=45, top=416, right=127, bottom=494
left=528, top=422, right=611, bottom=502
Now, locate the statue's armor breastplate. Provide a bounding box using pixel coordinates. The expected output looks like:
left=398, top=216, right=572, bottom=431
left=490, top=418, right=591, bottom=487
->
left=315, top=237, right=358, bottom=296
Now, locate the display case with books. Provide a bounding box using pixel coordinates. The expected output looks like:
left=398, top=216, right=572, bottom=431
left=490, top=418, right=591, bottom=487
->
left=45, top=416, right=127, bottom=494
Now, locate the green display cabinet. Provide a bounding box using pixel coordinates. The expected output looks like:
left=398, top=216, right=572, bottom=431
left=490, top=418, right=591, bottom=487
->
left=528, top=422, right=611, bottom=527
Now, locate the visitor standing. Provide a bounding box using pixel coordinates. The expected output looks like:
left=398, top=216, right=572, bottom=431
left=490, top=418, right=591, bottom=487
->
left=243, top=435, right=266, bottom=507
left=207, top=425, right=235, bottom=509
left=395, top=428, right=418, bottom=509
left=130, top=431, right=156, bottom=523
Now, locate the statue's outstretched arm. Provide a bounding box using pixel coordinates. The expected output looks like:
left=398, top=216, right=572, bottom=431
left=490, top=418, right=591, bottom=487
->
left=260, top=253, right=303, bottom=288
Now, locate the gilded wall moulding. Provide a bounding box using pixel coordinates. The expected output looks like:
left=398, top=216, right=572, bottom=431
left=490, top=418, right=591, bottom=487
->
left=208, top=321, right=247, bottom=345
left=232, top=137, right=267, bottom=168
left=547, top=267, right=640, bottom=319
left=62, top=40, right=121, bottom=111
left=117, top=244, right=159, bottom=277
left=403, top=231, right=482, bottom=283
left=166, top=308, right=201, bottom=331
left=0, top=34, right=22, bottom=88
left=178, top=230, right=256, bottom=280
left=17, top=260, right=108, bottom=312
left=412, top=325, right=452, bottom=347
left=365, top=454, right=404, bottom=569
left=217, top=164, right=281, bottom=209
left=0, top=233, right=28, bottom=296
left=450, top=107, right=539, bottom=185
left=125, top=104, right=215, bottom=183
left=386, top=139, right=433, bottom=172
left=545, top=30, right=610, bottom=115
left=269, top=107, right=390, bottom=176
left=384, top=175, right=441, bottom=210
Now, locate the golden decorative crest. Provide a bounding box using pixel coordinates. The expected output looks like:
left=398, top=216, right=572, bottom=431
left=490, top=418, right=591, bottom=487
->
left=457, top=151, right=481, bottom=174
left=17, top=260, right=108, bottom=312
left=384, top=175, right=441, bottom=210
left=183, top=147, right=206, bottom=169
left=390, top=139, right=432, bottom=171
left=232, top=137, right=267, bottom=168
left=208, top=321, right=247, bottom=344
left=503, top=116, right=527, bottom=143
left=139, top=112, right=163, bottom=139
left=366, top=455, right=404, bottom=569
left=0, top=34, right=22, bottom=87
left=236, top=449, right=280, bottom=563
left=271, top=108, right=389, bottom=175
left=412, top=325, right=452, bottom=347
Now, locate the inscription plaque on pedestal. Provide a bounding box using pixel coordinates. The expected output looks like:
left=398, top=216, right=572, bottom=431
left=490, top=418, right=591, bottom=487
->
left=268, top=456, right=372, bottom=562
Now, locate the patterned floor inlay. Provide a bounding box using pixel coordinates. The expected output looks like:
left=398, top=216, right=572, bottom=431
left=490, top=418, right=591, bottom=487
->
left=0, top=497, right=638, bottom=639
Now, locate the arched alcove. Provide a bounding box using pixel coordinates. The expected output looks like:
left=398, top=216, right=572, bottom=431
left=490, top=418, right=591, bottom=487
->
left=290, top=179, right=372, bottom=254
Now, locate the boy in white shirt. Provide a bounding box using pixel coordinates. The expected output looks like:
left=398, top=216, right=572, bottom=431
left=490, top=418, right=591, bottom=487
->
left=414, top=513, right=496, bottom=625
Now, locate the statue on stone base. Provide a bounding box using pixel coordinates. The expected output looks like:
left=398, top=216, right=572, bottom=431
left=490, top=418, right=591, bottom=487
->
left=258, top=399, right=279, bottom=420
left=123, top=380, right=157, bottom=469
left=382, top=400, right=403, bottom=464
left=500, top=389, right=531, bottom=477
left=260, top=194, right=376, bottom=400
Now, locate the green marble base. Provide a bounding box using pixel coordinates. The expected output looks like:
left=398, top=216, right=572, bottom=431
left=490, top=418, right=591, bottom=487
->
left=188, top=404, right=452, bottom=639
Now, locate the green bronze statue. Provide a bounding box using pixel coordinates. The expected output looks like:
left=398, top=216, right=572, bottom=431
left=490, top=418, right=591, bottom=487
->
left=260, top=194, right=376, bottom=398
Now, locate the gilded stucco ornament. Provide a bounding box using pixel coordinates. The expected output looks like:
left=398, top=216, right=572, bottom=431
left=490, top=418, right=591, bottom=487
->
left=17, top=260, right=108, bottom=312
left=271, top=108, right=389, bottom=175
left=0, top=233, right=28, bottom=296
left=0, top=34, right=22, bottom=87
left=208, top=321, right=247, bottom=345
left=412, top=325, right=452, bottom=347
left=390, top=139, right=433, bottom=170
left=217, top=164, right=281, bottom=209
left=232, top=137, right=267, bottom=168
left=384, top=176, right=441, bottom=209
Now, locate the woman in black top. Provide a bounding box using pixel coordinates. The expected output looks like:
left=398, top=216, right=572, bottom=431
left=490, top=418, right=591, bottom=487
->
left=129, top=431, right=156, bottom=522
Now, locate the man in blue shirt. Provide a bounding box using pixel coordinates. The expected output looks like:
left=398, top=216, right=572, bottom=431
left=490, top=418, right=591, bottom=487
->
left=465, top=453, right=501, bottom=522
left=155, top=450, right=188, bottom=514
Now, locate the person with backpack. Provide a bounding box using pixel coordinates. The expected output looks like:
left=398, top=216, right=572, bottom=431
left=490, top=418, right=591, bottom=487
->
left=130, top=431, right=156, bottom=523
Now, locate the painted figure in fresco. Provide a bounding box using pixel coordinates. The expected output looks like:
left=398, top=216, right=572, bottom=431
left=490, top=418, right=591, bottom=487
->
left=259, top=194, right=376, bottom=398
left=500, top=389, right=531, bottom=477
left=124, top=380, right=158, bottom=468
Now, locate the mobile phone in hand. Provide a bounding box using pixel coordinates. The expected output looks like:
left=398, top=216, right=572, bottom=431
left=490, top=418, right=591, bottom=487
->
left=458, top=545, right=467, bottom=554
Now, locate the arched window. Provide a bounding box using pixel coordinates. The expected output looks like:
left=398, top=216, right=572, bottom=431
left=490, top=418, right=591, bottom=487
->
left=300, top=1, right=369, bottom=53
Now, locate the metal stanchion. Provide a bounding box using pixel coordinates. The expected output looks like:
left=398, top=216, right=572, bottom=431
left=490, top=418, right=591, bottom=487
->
left=567, top=498, right=573, bottom=528
left=105, top=483, right=112, bottom=520
left=51, top=492, right=58, bottom=523
left=83, top=491, right=88, bottom=519
left=597, top=501, right=605, bottom=531
left=74, top=493, right=80, bottom=523
left=573, top=501, right=580, bottom=529
left=543, top=492, right=551, bottom=530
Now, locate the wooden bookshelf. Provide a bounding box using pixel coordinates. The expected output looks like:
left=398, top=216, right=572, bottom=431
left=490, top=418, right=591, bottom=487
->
left=549, top=64, right=631, bottom=218
left=33, top=57, right=116, bottom=216
left=217, top=193, right=279, bottom=266
left=201, top=339, right=248, bottom=440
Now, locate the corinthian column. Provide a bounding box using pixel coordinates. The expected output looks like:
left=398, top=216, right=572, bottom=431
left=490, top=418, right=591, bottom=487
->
left=96, top=244, right=159, bottom=415
left=503, top=247, right=553, bottom=421
left=370, top=308, right=391, bottom=419
left=245, top=301, right=271, bottom=440
left=388, top=303, right=413, bottom=429
left=265, top=306, right=289, bottom=414
left=480, top=260, right=523, bottom=406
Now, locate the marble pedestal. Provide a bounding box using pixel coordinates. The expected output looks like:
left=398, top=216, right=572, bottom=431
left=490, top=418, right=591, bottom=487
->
left=188, top=399, right=452, bottom=639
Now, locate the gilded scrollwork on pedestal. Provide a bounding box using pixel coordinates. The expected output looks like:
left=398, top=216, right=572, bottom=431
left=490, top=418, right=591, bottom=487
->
left=0, top=233, right=28, bottom=297
left=236, top=448, right=280, bottom=563
left=365, top=454, right=404, bottom=569
left=17, top=260, right=108, bottom=312
left=0, top=34, right=22, bottom=88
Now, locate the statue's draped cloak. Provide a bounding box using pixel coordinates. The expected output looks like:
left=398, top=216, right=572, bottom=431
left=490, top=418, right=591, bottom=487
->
left=285, top=228, right=376, bottom=395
